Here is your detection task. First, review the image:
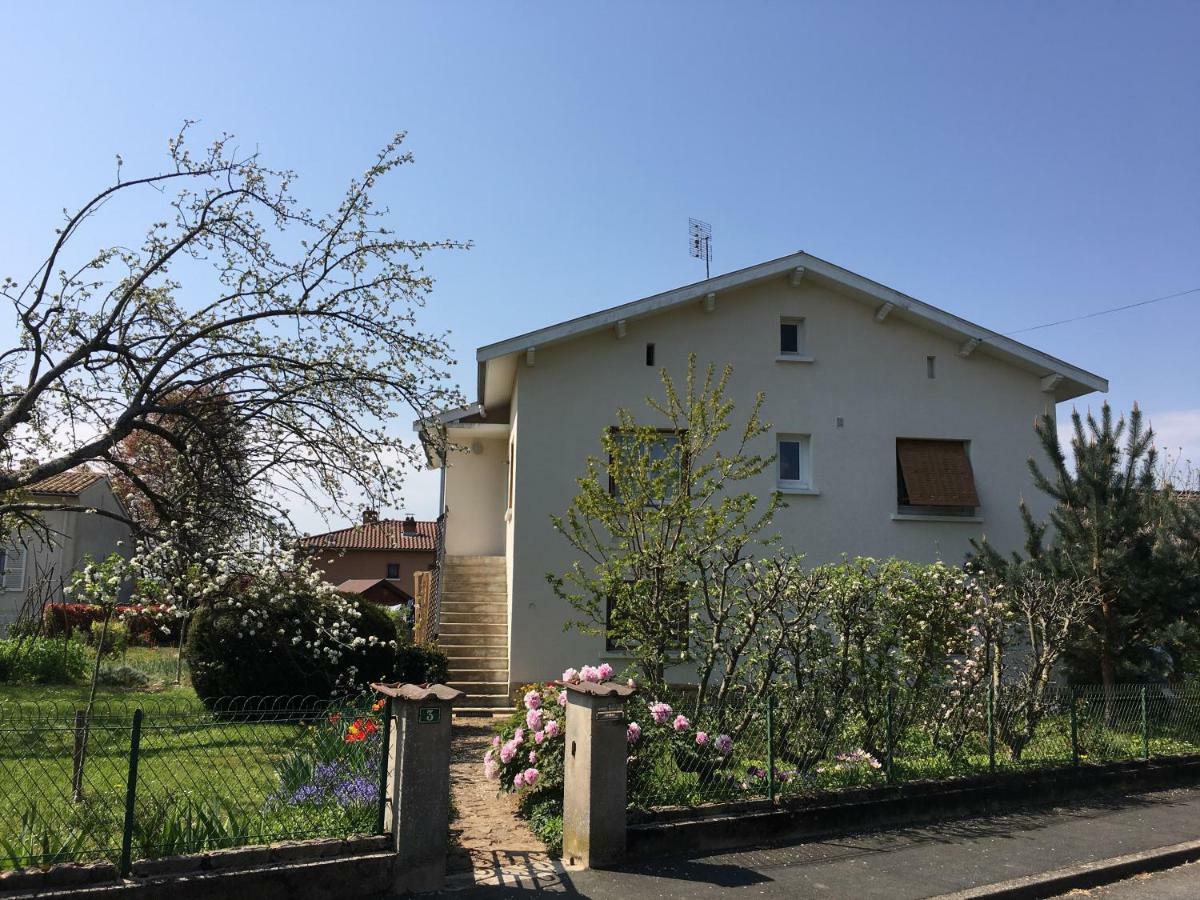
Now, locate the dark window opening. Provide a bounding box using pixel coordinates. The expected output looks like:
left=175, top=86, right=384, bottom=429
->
left=607, top=428, right=684, bottom=501
left=645, top=343, right=656, bottom=366
left=780, top=322, right=799, bottom=354
left=386, top=563, right=401, bottom=579
left=606, top=582, right=688, bottom=653
left=926, top=356, right=936, bottom=379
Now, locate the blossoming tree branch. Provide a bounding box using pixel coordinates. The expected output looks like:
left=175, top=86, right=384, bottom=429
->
left=0, top=123, right=465, bottom=539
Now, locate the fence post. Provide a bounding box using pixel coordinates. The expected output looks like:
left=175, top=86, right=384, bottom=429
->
left=986, top=679, right=996, bottom=774
left=560, top=679, right=636, bottom=870
left=373, top=682, right=463, bottom=894
left=119, top=708, right=143, bottom=878
left=71, top=709, right=87, bottom=802
left=766, top=693, right=776, bottom=804
left=885, top=687, right=895, bottom=785
left=375, top=696, right=394, bottom=835
left=1141, top=686, right=1149, bottom=761
left=1070, top=687, right=1079, bottom=767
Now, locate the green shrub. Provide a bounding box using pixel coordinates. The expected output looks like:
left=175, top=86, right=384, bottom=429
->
left=88, top=620, right=129, bottom=657
left=0, top=637, right=90, bottom=684
left=520, top=795, right=563, bottom=858
left=96, top=665, right=151, bottom=689
left=5, top=617, right=42, bottom=640
left=394, top=641, right=449, bottom=685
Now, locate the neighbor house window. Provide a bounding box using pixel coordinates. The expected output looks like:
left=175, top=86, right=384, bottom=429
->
left=606, top=582, right=688, bottom=653
left=386, top=563, right=401, bottom=579
left=895, top=438, right=979, bottom=516
left=780, top=318, right=807, bottom=356
left=0, top=546, right=26, bottom=592
left=777, top=434, right=812, bottom=490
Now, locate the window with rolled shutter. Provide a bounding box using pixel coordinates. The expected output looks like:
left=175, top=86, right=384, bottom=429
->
left=896, top=439, right=980, bottom=512
left=1, top=546, right=26, bottom=592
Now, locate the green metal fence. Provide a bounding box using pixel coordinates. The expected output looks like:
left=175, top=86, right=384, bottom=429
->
left=627, top=683, right=1200, bottom=812
left=0, top=695, right=388, bottom=872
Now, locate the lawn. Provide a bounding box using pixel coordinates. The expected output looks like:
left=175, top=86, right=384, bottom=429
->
left=0, top=648, right=382, bottom=869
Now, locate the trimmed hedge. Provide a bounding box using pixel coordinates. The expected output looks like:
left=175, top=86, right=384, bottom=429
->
left=187, top=594, right=448, bottom=704
left=43, top=603, right=180, bottom=646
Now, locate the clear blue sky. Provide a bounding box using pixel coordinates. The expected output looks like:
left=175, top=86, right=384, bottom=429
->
left=2, top=2, right=1197, bottom=528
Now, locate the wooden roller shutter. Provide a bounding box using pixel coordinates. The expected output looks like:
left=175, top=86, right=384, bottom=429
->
left=896, top=439, right=980, bottom=507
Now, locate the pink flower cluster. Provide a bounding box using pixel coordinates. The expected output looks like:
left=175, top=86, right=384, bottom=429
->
left=649, top=702, right=673, bottom=724
left=513, top=767, right=539, bottom=788
left=627, top=721, right=642, bottom=744
left=561, top=663, right=614, bottom=684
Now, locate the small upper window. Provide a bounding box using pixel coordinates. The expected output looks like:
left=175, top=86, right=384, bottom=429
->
left=386, top=563, right=401, bottom=579
left=777, top=434, right=812, bottom=489
left=896, top=438, right=979, bottom=515
left=645, top=343, right=656, bottom=366
left=780, top=318, right=806, bottom=356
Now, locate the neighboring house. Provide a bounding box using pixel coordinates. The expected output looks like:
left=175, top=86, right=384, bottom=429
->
left=300, top=513, right=437, bottom=602
left=419, top=251, right=1108, bottom=709
left=1, top=469, right=133, bottom=628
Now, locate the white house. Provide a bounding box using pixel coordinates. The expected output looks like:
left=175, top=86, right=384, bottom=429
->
left=1, top=469, right=132, bottom=629
left=420, top=252, right=1107, bottom=710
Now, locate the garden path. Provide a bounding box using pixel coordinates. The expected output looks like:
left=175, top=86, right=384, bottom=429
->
left=444, top=722, right=565, bottom=891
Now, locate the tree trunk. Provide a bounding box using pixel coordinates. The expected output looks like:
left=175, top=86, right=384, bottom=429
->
left=1100, top=600, right=1116, bottom=724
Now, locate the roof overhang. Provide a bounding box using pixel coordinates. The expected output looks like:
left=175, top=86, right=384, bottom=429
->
left=472, top=251, right=1108, bottom=407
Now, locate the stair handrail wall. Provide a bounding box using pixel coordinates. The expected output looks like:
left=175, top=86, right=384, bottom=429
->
left=429, top=509, right=447, bottom=642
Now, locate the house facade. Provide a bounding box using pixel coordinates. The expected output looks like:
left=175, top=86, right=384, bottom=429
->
left=1, top=469, right=133, bottom=629
left=300, top=513, right=437, bottom=601
left=422, top=252, right=1107, bottom=708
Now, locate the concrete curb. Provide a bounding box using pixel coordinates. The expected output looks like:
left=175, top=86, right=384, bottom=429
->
left=931, top=838, right=1200, bottom=899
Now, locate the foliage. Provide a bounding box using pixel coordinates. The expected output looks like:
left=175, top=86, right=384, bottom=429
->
left=95, top=665, right=151, bottom=690
left=0, top=125, right=465, bottom=542
left=550, top=356, right=780, bottom=692
left=89, top=620, right=129, bottom=657
left=520, top=795, right=563, bottom=858
left=972, top=403, right=1200, bottom=686
left=0, top=637, right=90, bottom=684
left=42, top=604, right=107, bottom=639
left=393, top=641, right=449, bottom=685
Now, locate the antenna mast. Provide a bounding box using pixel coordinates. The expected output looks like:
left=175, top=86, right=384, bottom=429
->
left=689, top=218, right=712, bottom=279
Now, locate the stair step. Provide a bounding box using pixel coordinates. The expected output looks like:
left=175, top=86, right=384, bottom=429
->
left=446, top=669, right=509, bottom=683
left=442, top=592, right=506, bottom=605
left=443, top=556, right=506, bottom=570
left=449, top=681, right=510, bottom=696
left=437, top=632, right=506, bottom=648
left=439, top=620, right=506, bottom=635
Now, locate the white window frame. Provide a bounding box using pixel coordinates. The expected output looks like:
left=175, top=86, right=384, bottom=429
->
left=777, top=317, right=813, bottom=363
left=776, top=433, right=816, bottom=494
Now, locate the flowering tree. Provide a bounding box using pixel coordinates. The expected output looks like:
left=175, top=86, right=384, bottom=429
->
left=0, top=124, right=463, bottom=539
left=548, top=356, right=780, bottom=692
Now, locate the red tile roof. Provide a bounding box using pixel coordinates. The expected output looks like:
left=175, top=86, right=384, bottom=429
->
left=299, top=519, right=438, bottom=552
left=25, top=468, right=105, bottom=496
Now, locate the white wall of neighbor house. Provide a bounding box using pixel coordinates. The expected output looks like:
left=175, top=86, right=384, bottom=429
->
left=502, top=276, right=1065, bottom=685
left=444, top=436, right=509, bottom=557
left=1, top=480, right=132, bottom=628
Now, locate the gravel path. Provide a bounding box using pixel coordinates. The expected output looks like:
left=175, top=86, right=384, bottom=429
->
left=444, top=721, right=563, bottom=891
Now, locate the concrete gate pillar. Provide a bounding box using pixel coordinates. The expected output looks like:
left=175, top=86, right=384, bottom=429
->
left=371, top=682, right=465, bottom=893
left=560, top=679, right=636, bottom=870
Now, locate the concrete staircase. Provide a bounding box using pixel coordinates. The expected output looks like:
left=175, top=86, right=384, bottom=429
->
left=439, top=555, right=510, bottom=715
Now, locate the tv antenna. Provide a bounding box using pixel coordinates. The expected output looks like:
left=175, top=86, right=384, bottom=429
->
left=689, top=218, right=712, bottom=278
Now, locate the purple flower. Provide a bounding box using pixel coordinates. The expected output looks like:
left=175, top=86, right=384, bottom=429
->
left=672, top=714, right=691, bottom=732
left=649, top=702, right=673, bottom=724
left=597, top=663, right=614, bottom=681
left=499, top=741, right=517, bottom=764
left=514, top=771, right=525, bottom=788
left=695, top=731, right=708, bottom=746
left=544, top=719, right=560, bottom=738
left=524, top=768, right=539, bottom=787
left=557, top=691, right=568, bottom=708
left=526, top=707, right=544, bottom=730
left=627, top=721, right=642, bottom=745
left=580, top=665, right=601, bottom=683
left=715, top=734, right=733, bottom=756
left=333, top=776, right=375, bottom=806
left=534, top=730, right=546, bottom=744
left=523, top=690, right=542, bottom=711
left=528, top=750, right=538, bottom=764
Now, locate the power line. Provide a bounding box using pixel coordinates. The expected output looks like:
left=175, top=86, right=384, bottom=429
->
left=1005, top=287, right=1200, bottom=335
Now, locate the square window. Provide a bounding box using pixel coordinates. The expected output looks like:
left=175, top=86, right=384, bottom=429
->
left=780, top=318, right=806, bottom=355
left=777, top=434, right=812, bottom=488
left=386, top=563, right=400, bottom=579
left=896, top=438, right=979, bottom=515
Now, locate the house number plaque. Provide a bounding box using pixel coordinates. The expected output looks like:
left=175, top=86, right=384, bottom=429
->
left=418, top=706, right=442, bottom=724
left=595, top=704, right=624, bottom=723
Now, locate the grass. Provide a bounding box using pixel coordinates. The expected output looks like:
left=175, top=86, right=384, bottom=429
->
left=0, top=648, right=379, bottom=870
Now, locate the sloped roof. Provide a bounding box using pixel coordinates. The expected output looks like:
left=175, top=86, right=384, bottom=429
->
left=299, top=519, right=437, bottom=552
left=335, top=578, right=414, bottom=602
left=473, top=251, right=1108, bottom=406
left=25, top=468, right=105, bottom=496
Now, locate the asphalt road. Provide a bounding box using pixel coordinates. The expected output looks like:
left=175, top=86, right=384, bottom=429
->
left=432, top=788, right=1200, bottom=899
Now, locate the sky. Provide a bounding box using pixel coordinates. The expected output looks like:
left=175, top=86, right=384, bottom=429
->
left=2, top=2, right=1198, bottom=532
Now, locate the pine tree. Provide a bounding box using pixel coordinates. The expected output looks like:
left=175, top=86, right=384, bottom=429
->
left=972, top=403, right=1191, bottom=690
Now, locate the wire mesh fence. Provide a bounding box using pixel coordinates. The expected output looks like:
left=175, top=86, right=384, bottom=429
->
left=0, top=695, right=388, bottom=871
left=627, top=682, right=1200, bottom=813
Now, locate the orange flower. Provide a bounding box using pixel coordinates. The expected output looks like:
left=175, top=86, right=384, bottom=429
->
left=371, top=699, right=386, bottom=712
